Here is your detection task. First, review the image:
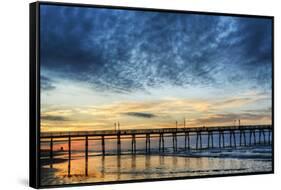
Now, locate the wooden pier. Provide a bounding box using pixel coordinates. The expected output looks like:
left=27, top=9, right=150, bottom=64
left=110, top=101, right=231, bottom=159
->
left=40, top=124, right=272, bottom=176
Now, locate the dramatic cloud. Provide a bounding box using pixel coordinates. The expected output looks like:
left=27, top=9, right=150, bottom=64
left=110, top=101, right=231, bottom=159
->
left=40, top=5, right=272, bottom=94
left=41, top=76, right=55, bottom=91
left=39, top=5, right=272, bottom=132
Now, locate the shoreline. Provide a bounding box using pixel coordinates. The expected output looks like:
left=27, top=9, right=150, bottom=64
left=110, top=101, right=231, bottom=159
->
left=41, top=145, right=272, bottom=166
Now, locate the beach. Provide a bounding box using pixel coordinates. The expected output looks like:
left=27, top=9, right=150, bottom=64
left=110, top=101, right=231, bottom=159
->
left=40, top=133, right=272, bottom=186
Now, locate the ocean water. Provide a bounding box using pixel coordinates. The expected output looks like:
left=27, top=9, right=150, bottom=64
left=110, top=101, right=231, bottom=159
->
left=40, top=131, right=272, bottom=186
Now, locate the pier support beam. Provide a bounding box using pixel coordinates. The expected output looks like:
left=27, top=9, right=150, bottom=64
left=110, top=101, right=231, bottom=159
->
left=259, top=129, right=266, bottom=145
left=132, top=134, right=136, bottom=154
left=239, top=130, right=242, bottom=146
left=268, top=130, right=271, bottom=145
left=239, top=130, right=247, bottom=146
left=172, top=133, right=177, bottom=152
left=219, top=131, right=225, bottom=148
left=184, top=132, right=190, bottom=150
left=207, top=131, right=214, bottom=148
left=158, top=134, right=161, bottom=151
left=253, top=130, right=256, bottom=145
left=262, top=129, right=266, bottom=144
left=229, top=130, right=236, bottom=148
left=50, top=137, right=53, bottom=168
left=101, top=135, right=105, bottom=155
left=158, top=133, right=164, bottom=152
left=145, top=134, right=151, bottom=154
left=161, top=134, right=164, bottom=152
left=68, top=136, right=71, bottom=177
left=249, top=129, right=256, bottom=146
left=85, top=136, right=88, bottom=176
left=249, top=130, right=252, bottom=146
left=243, top=130, right=246, bottom=146
left=233, top=130, right=236, bottom=147
left=117, top=133, right=121, bottom=155
left=196, top=131, right=202, bottom=149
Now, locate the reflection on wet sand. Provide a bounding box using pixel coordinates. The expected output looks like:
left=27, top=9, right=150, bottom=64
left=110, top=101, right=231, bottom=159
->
left=41, top=150, right=272, bottom=186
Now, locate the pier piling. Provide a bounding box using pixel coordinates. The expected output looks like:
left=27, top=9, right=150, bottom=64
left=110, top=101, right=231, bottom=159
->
left=207, top=131, right=214, bottom=148
left=229, top=130, right=236, bottom=148
left=253, top=130, right=256, bottom=145
left=132, top=134, right=136, bottom=154
left=240, top=130, right=247, bottom=146
left=184, top=132, right=190, bottom=150
left=85, top=136, right=88, bottom=176
left=101, top=135, right=105, bottom=155
left=161, top=133, right=165, bottom=152
left=68, top=136, right=71, bottom=177
left=219, top=131, right=225, bottom=148
left=262, top=129, right=266, bottom=144
left=172, top=133, right=177, bottom=152
left=50, top=137, right=53, bottom=168
left=117, top=133, right=121, bottom=154
left=146, top=134, right=150, bottom=153
left=196, top=131, right=202, bottom=149
left=268, top=130, right=271, bottom=145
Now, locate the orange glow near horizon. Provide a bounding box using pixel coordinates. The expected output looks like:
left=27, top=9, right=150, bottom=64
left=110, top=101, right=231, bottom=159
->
left=41, top=95, right=272, bottom=132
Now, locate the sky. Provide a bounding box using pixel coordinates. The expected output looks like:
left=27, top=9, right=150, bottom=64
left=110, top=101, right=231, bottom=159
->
left=40, top=4, right=272, bottom=132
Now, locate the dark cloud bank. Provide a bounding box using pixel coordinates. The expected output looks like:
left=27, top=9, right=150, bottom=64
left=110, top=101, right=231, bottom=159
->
left=40, top=5, right=272, bottom=93
left=41, top=115, right=69, bottom=121
left=124, top=112, right=157, bottom=118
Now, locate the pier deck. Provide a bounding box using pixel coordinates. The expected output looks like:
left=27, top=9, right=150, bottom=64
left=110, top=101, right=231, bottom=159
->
left=41, top=124, right=272, bottom=138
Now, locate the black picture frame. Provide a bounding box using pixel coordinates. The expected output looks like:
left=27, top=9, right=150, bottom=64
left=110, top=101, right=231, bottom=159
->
left=30, top=1, right=274, bottom=188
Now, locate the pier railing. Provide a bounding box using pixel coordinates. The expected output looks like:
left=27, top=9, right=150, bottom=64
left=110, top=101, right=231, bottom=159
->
left=40, top=124, right=272, bottom=138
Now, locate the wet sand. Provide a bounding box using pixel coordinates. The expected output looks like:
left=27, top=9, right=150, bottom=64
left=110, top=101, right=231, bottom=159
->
left=40, top=146, right=272, bottom=186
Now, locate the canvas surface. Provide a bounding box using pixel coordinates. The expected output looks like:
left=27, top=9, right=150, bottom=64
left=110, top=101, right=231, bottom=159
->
left=37, top=2, right=273, bottom=187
